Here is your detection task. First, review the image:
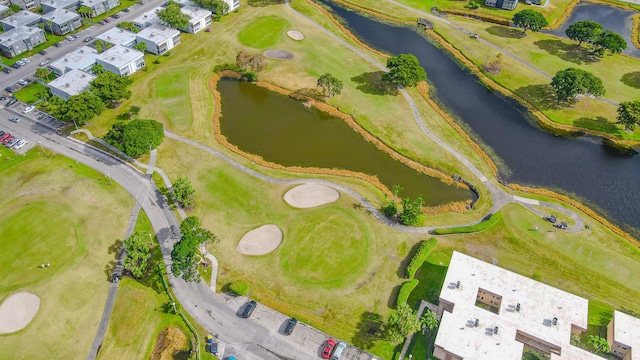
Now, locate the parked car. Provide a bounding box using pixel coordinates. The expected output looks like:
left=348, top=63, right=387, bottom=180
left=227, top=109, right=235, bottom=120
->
left=0, top=134, right=10, bottom=143
left=98, top=20, right=106, bottom=25
left=83, top=36, right=94, bottom=43
left=72, top=33, right=79, bottom=39
left=54, top=42, right=62, bottom=47
left=7, top=98, right=18, bottom=106
left=18, top=79, right=28, bottom=86
left=123, top=7, right=130, bottom=12
left=321, top=339, right=336, bottom=359
left=0, top=96, right=5, bottom=101
left=241, top=300, right=257, bottom=318
left=2, top=68, right=11, bottom=74
left=39, top=50, right=47, bottom=55
left=7, top=138, right=20, bottom=148
left=9, top=116, right=20, bottom=123
left=39, top=60, right=49, bottom=66
left=22, top=106, right=35, bottom=114
left=331, top=342, right=347, bottom=360
left=284, top=318, right=297, bottom=335
left=0, top=130, right=5, bottom=137
left=544, top=215, right=557, bottom=223
left=112, top=13, right=120, bottom=19
left=66, top=35, right=75, bottom=41
left=10, top=63, right=21, bottom=69
left=3, top=135, right=15, bottom=145
left=14, top=140, right=28, bottom=150
left=104, top=18, right=111, bottom=23
left=21, top=58, right=30, bottom=63
left=555, top=221, right=568, bottom=229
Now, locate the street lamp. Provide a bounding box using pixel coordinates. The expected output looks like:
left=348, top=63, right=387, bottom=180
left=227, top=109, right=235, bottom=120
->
left=106, top=173, right=112, bottom=186
left=38, top=141, right=45, bottom=152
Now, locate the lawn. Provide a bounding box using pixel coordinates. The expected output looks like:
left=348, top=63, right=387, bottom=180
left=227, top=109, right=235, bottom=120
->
left=0, top=146, right=133, bottom=360
left=13, top=82, right=48, bottom=104
left=237, top=15, right=291, bottom=48
left=152, top=66, right=197, bottom=132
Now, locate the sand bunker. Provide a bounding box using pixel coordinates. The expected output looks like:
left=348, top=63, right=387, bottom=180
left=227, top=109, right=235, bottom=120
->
left=0, top=292, right=40, bottom=334
left=284, top=184, right=340, bottom=208
left=237, top=225, right=283, bottom=256
left=264, top=50, right=294, bottom=60
left=287, top=30, right=304, bottom=40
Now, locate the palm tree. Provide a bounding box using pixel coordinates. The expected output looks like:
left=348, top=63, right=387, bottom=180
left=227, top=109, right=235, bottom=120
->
left=35, top=68, right=51, bottom=82
left=588, top=335, right=610, bottom=354
left=391, top=185, right=403, bottom=202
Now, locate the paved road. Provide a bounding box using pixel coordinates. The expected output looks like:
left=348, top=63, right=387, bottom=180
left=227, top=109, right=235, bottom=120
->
left=1, top=0, right=166, bottom=88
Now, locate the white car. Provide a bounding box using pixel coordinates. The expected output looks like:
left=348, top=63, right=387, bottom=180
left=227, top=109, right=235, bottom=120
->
left=16, top=60, right=25, bottom=66
left=39, top=60, right=49, bottom=66
left=66, top=35, right=75, bottom=41
left=21, top=58, right=30, bottom=63
left=22, top=106, right=35, bottom=114
left=18, top=79, right=28, bottom=85
left=14, top=139, right=28, bottom=150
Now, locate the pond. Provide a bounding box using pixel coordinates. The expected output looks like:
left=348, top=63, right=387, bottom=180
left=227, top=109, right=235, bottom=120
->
left=546, top=1, right=640, bottom=58
left=217, top=79, right=476, bottom=206
left=317, top=0, right=640, bottom=234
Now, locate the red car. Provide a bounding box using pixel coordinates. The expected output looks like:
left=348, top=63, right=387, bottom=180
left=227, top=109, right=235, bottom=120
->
left=321, top=339, right=336, bottom=359
left=3, top=135, right=15, bottom=145
left=0, top=133, right=10, bottom=142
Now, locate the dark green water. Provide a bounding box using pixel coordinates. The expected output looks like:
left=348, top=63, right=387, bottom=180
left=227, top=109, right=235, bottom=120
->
left=217, top=79, right=475, bottom=206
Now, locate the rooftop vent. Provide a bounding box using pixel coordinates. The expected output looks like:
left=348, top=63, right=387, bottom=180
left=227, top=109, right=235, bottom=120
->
left=474, top=319, right=479, bottom=328
left=493, top=326, right=499, bottom=335
left=64, top=83, right=70, bottom=87
left=552, top=317, right=558, bottom=326
left=456, top=281, right=460, bottom=289
left=516, top=303, right=521, bottom=312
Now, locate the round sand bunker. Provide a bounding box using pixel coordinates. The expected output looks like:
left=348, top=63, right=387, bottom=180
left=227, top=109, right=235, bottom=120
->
left=0, top=292, right=40, bottom=334
left=237, top=225, right=283, bottom=256
left=264, top=50, right=294, bottom=60
left=287, top=30, right=304, bottom=41
left=284, top=184, right=340, bottom=208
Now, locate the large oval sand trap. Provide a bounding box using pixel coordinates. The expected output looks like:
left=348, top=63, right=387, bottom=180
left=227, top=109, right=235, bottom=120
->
left=287, top=30, right=304, bottom=40
left=237, top=225, right=283, bottom=256
left=0, top=292, right=40, bottom=334
left=284, top=184, right=340, bottom=208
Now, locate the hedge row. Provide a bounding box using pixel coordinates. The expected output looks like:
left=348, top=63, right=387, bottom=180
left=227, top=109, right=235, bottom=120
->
left=397, top=279, right=420, bottom=307
left=406, top=238, right=438, bottom=279
left=432, top=211, right=503, bottom=235
left=230, top=280, right=250, bottom=296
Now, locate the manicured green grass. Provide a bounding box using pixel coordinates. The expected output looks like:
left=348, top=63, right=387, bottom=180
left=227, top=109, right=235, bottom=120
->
left=406, top=255, right=448, bottom=307
left=237, top=16, right=290, bottom=48
left=0, top=147, right=133, bottom=360
left=152, top=66, right=196, bottom=132
left=12, top=82, right=48, bottom=104
left=280, top=206, right=372, bottom=287
left=432, top=211, right=503, bottom=234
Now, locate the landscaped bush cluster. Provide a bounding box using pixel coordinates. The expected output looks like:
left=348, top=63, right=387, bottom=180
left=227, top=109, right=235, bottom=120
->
left=230, top=280, right=250, bottom=296
left=406, top=238, right=437, bottom=279
left=103, top=119, right=165, bottom=157
left=248, top=0, right=284, bottom=6
left=396, top=279, right=419, bottom=307
left=432, top=211, right=503, bottom=235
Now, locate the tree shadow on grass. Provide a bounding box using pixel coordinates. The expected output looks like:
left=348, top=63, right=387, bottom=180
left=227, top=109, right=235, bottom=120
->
left=396, top=241, right=426, bottom=279
left=621, top=71, right=640, bottom=89
left=574, top=117, right=621, bottom=135
left=387, top=284, right=401, bottom=309
left=103, top=239, right=122, bottom=280
left=516, top=84, right=565, bottom=110
left=351, top=71, right=398, bottom=96
left=352, top=311, right=385, bottom=349
left=533, top=39, right=599, bottom=65
left=485, top=25, right=525, bottom=39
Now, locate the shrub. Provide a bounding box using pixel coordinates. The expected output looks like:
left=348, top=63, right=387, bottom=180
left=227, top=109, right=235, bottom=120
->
left=432, top=212, right=503, bottom=235
left=213, top=62, right=243, bottom=73
left=230, top=280, right=250, bottom=296
left=397, top=279, right=419, bottom=307
left=382, top=202, right=398, bottom=217
left=406, top=238, right=437, bottom=279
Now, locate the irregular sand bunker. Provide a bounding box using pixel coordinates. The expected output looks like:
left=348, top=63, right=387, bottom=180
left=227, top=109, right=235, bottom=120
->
left=264, top=50, right=294, bottom=60
left=237, top=225, right=283, bottom=255
left=284, top=184, right=340, bottom=208
left=0, top=292, right=40, bottom=334
left=286, top=30, right=304, bottom=40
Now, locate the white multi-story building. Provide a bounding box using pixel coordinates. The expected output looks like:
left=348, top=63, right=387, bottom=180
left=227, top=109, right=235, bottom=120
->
left=41, top=9, right=82, bottom=35
left=47, top=69, right=96, bottom=100
left=132, top=7, right=162, bottom=30
left=10, top=0, right=41, bottom=10
left=179, top=5, right=210, bottom=34
left=607, top=311, right=640, bottom=360
left=78, top=0, right=119, bottom=17
left=97, top=27, right=137, bottom=47
left=96, top=45, right=145, bottom=76
left=135, top=24, right=180, bottom=55
left=0, top=10, right=41, bottom=31
left=484, top=0, right=518, bottom=10
left=0, top=25, right=45, bottom=58
left=41, top=0, right=79, bottom=13
left=48, top=46, right=99, bottom=75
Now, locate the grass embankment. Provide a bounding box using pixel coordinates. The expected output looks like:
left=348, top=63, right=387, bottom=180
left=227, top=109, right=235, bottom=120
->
left=432, top=211, right=503, bottom=234
left=0, top=146, right=133, bottom=359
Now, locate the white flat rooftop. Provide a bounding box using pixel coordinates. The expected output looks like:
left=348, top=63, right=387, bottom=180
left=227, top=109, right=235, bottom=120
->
left=0, top=26, right=43, bottom=45
left=48, top=68, right=96, bottom=97
left=613, top=311, right=640, bottom=360
left=97, top=45, right=143, bottom=68
left=435, top=251, right=601, bottom=360
left=49, top=46, right=99, bottom=73
left=97, top=27, right=137, bottom=46
left=41, top=9, right=79, bottom=24
left=42, top=0, right=80, bottom=9
left=136, top=24, right=179, bottom=43
left=133, top=7, right=162, bottom=26
left=181, top=5, right=210, bottom=21
left=1, top=10, right=41, bottom=29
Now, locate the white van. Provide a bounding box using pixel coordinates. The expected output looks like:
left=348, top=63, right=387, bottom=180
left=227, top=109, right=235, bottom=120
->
left=331, top=342, right=347, bottom=360
left=22, top=106, right=35, bottom=114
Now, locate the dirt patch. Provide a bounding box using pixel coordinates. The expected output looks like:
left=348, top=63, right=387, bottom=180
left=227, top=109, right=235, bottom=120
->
left=0, top=292, right=40, bottom=334
left=264, top=50, right=294, bottom=60
left=286, top=30, right=304, bottom=40
left=237, top=224, right=283, bottom=256
left=150, top=326, right=189, bottom=360
left=284, top=184, right=340, bottom=208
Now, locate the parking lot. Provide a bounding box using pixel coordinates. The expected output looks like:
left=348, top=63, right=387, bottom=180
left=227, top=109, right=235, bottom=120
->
left=220, top=294, right=377, bottom=360
left=0, top=98, right=66, bottom=155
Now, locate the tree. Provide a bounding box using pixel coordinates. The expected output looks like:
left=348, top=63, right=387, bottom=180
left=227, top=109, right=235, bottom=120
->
left=35, top=68, right=51, bottom=81
left=565, top=20, right=603, bottom=46
left=122, top=119, right=164, bottom=156
left=91, top=63, right=106, bottom=74
left=593, top=30, right=626, bottom=55
left=616, top=101, right=640, bottom=131
left=157, top=0, right=190, bottom=29
left=385, top=303, right=437, bottom=345
left=399, top=196, right=424, bottom=226
left=193, top=0, right=229, bottom=15
left=382, top=54, right=426, bottom=87
left=171, top=216, right=217, bottom=282
left=129, top=105, right=141, bottom=117
left=316, top=73, right=343, bottom=98
left=512, top=10, right=548, bottom=34
left=550, top=68, right=605, bottom=101
left=77, top=5, right=94, bottom=17
left=134, top=41, right=147, bottom=52
left=123, top=231, right=152, bottom=278
left=588, top=335, right=610, bottom=354
left=45, top=96, right=67, bottom=119
left=63, top=92, right=105, bottom=124
left=173, top=177, right=196, bottom=208
left=248, top=54, right=267, bottom=78
left=236, top=50, right=251, bottom=71
left=90, top=71, right=133, bottom=104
